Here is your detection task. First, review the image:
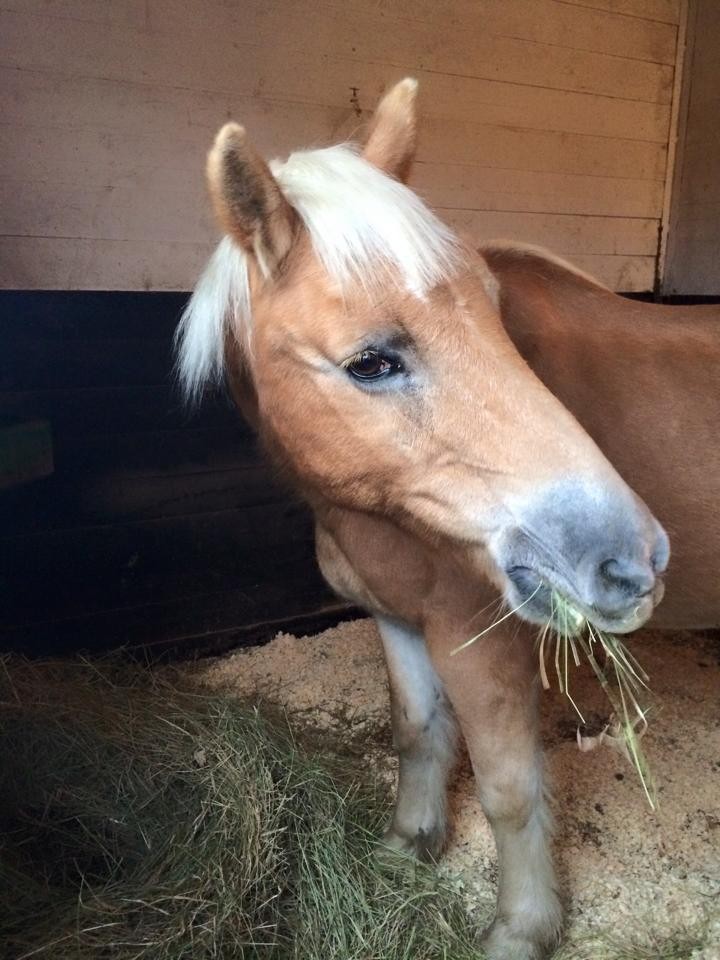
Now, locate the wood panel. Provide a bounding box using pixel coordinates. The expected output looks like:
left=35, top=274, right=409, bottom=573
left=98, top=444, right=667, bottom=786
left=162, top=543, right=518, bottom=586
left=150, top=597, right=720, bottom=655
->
left=663, top=0, right=720, bottom=294
left=446, top=212, right=658, bottom=255
left=558, top=1, right=680, bottom=24
left=414, top=165, right=665, bottom=219
left=0, top=237, right=210, bottom=291
left=1, top=581, right=351, bottom=658
left=0, top=0, right=685, bottom=293
left=0, top=64, right=671, bottom=143
left=0, top=463, right=289, bottom=535
left=2, top=501, right=316, bottom=623
left=0, top=291, right=338, bottom=656
left=0, top=5, right=676, bottom=98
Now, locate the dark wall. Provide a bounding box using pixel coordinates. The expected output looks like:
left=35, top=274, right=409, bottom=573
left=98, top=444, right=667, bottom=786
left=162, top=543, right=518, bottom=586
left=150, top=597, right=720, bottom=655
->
left=0, top=292, right=349, bottom=657
left=664, top=0, right=720, bottom=296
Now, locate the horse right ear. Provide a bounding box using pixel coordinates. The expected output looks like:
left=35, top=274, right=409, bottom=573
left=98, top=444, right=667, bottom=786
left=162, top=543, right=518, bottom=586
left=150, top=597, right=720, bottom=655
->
left=206, top=123, right=297, bottom=278
left=363, top=77, right=418, bottom=182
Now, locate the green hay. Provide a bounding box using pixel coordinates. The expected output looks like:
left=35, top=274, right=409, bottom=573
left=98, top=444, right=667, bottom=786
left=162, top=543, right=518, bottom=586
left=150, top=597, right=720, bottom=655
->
left=539, top=591, right=657, bottom=809
left=0, top=656, right=485, bottom=960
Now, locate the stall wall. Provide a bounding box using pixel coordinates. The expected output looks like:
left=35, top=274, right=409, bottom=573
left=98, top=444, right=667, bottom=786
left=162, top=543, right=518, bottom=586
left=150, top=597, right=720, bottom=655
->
left=1, top=0, right=683, bottom=293
left=663, top=0, right=720, bottom=295
left=0, top=0, right=689, bottom=654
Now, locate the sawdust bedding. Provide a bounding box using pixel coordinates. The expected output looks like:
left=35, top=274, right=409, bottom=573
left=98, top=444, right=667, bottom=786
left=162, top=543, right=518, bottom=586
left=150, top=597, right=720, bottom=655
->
left=197, top=619, right=720, bottom=957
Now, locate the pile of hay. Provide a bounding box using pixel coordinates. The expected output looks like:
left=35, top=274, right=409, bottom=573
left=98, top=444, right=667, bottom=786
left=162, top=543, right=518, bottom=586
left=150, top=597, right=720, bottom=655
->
left=0, top=657, right=482, bottom=960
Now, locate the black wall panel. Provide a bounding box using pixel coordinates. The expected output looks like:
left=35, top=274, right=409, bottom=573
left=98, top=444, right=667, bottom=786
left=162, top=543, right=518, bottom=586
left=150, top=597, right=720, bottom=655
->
left=0, top=292, right=350, bottom=656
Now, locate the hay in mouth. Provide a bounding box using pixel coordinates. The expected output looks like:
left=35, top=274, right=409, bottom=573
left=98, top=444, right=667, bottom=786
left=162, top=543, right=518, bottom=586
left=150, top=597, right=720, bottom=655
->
left=453, top=587, right=657, bottom=808
left=540, top=589, right=656, bottom=808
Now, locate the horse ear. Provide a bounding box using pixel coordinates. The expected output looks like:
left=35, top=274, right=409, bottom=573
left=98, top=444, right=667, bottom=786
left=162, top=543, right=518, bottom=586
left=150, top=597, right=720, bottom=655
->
left=363, top=77, right=418, bottom=182
left=206, top=123, right=297, bottom=278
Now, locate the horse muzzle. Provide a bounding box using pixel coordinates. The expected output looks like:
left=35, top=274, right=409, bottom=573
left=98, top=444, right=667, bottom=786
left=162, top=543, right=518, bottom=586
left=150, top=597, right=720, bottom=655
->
left=492, top=482, right=670, bottom=634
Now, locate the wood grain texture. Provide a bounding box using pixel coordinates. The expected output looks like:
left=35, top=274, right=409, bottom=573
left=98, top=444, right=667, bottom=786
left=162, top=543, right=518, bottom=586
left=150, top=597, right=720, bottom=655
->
left=1, top=0, right=683, bottom=292
left=555, top=1, right=680, bottom=24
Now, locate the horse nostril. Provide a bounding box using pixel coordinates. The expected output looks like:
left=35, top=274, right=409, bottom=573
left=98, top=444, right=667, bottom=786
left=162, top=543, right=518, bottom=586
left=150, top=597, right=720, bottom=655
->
left=598, top=558, right=655, bottom=599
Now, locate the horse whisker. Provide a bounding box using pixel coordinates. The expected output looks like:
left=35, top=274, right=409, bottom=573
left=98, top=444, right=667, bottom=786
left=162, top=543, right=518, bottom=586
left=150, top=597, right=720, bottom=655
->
left=451, top=585, right=541, bottom=656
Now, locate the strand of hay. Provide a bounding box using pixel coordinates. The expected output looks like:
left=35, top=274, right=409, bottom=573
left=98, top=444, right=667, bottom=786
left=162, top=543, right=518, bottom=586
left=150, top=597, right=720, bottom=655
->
left=539, top=591, right=657, bottom=809
left=0, top=656, right=483, bottom=960
left=451, top=587, right=657, bottom=807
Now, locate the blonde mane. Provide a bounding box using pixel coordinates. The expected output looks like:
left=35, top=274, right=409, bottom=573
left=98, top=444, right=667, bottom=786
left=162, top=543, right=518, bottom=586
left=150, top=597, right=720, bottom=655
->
left=176, top=144, right=461, bottom=402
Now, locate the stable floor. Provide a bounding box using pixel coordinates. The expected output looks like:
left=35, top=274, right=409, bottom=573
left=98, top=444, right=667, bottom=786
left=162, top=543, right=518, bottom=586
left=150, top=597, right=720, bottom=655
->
left=198, top=619, right=720, bottom=958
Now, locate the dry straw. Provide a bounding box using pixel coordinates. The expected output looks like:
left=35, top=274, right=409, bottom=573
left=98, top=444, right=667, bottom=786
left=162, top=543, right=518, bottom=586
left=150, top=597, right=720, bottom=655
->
left=453, top=587, right=657, bottom=808
left=0, top=655, right=486, bottom=960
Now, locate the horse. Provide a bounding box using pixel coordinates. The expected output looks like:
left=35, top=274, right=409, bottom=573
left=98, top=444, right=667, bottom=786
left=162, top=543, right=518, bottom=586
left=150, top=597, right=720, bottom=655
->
left=482, top=241, right=720, bottom=633
left=176, top=78, right=718, bottom=959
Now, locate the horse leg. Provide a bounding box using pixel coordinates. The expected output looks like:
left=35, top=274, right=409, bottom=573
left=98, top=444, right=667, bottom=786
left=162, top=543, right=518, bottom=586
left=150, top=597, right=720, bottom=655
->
left=375, top=615, right=457, bottom=861
left=426, top=618, right=562, bottom=960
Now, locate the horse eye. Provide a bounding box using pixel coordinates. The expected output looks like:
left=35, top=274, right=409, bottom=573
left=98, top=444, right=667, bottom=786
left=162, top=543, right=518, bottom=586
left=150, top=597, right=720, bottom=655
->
left=344, top=349, right=403, bottom=382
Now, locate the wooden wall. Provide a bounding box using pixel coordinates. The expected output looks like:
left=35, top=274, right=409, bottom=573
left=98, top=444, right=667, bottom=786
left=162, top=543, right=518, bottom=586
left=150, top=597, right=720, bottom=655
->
left=0, top=1, right=694, bottom=655
left=663, top=0, right=720, bottom=295
left=1, top=0, right=684, bottom=293
left=0, top=291, right=349, bottom=655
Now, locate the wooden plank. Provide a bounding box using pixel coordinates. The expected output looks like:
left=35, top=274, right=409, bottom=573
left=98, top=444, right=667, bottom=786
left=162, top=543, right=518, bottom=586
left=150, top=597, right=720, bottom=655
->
left=1, top=337, right=173, bottom=391
left=0, top=124, right=667, bottom=232
left=0, top=385, right=239, bottom=435
left=1, top=501, right=317, bottom=622
left=0, top=0, right=148, bottom=28
left=657, top=0, right=690, bottom=294
left=1, top=1, right=674, bottom=293
left=4, top=1, right=680, bottom=65
left=0, top=290, right=188, bottom=341
left=0, top=8, right=674, bottom=104
left=0, top=180, right=212, bottom=245
left=556, top=254, right=656, bottom=289
left=0, top=119, right=668, bottom=225
left=406, top=73, right=671, bottom=143
left=0, top=579, right=350, bottom=656
left=418, top=120, right=667, bottom=180
left=314, top=0, right=679, bottom=63
left=1, top=0, right=682, bottom=31
left=55, top=427, right=256, bottom=478
left=447, top=211, right=658, bottom=255
left=664, top=218, right=720, bottom=294
left=550, top=1, right=681, bottom=24
left=0, top=221, right=659, bottom=296
left=0, top=64, right=672, bottom=145
left=0, top=170, right=657, bottom=245
left=413, top=164, right=665, bottom=218
left=0, top=464, right=287, bottom=535
left=0, top=236, right=212, bottom=291
left=0, top=419, right=53, bottom=490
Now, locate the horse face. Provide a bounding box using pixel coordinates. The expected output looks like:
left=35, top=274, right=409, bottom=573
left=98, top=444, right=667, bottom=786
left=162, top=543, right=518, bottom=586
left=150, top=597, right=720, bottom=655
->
left=180, top=79, right=668, bottom=634
left=251, top=248, right=667, bottom=633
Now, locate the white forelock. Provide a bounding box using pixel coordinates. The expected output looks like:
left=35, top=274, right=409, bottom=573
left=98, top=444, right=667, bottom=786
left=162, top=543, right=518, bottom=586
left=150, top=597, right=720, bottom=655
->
left=175, top=144, right=461, bottom=402
left=271, top=144, right=460, bottom=297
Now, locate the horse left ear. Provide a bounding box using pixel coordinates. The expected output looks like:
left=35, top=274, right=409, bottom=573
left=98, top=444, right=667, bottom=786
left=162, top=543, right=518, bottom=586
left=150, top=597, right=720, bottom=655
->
left=206, top=122, right=297, bottom=278
left=363, top=77, right=418, bottom=183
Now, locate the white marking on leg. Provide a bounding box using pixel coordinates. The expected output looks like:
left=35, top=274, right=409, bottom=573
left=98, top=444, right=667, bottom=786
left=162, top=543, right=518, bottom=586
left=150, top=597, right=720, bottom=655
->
left=480, top=754, right=562, bottom=960
left=375, top=615, right=457, bottom=859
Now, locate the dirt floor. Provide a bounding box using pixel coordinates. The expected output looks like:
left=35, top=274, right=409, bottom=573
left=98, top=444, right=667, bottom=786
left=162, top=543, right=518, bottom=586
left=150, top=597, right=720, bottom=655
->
left=199, top=619, right=720, bottom=958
